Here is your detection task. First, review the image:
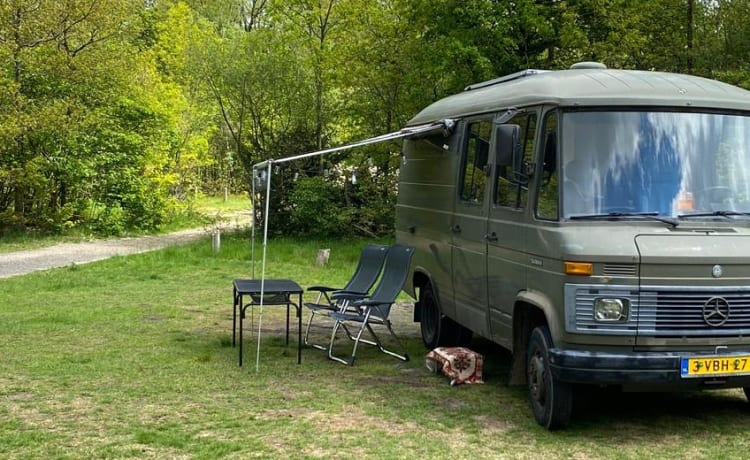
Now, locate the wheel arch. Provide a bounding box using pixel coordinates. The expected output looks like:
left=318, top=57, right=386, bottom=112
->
left=412, top=269, right=435, bottom=323
left=509, top=290, right=561, bottom=386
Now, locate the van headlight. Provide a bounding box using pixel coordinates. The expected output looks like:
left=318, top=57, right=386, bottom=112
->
left=593, top=298, right=629, bottom=322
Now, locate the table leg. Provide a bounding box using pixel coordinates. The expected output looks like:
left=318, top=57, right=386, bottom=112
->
left=232, top=287, right=237, bottom=347
left=285, top=303, right=290, bottom=346
left=238, top=297, right=244, bottom=367
left=297, top=292, right=302, bottom=364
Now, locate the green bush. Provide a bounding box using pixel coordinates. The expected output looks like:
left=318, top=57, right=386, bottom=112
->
left=263, top=170, right=396, bottom=238
left=287, top=176, right=349, bottom=237
left=92, top=203, right=127, bottom=236
left=348, top=167, right=396, bottom=236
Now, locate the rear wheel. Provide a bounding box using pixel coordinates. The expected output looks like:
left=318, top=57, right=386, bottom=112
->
left=526, top=325, right=573, bottom=430
left=419, top=284, right=472, bottom=349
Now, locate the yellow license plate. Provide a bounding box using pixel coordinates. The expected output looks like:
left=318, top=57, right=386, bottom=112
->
left=681, top=356, right=750, bottom=378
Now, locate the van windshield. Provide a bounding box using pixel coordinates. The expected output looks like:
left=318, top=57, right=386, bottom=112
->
left=561, top=110, right=750, bottom=219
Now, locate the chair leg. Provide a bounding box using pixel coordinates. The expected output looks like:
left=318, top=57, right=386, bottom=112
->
left=348, top=321, right=370, bottom=365
left=305, top=291, right=331, bottom=351
left=366, top=321, right=410, bottom=362
left=306, top=300, right=360, bottom=352
left=327, top=299, right=411, bottom=365
left=304, top=310, right=329, bottom=351
left=303, top=310, right=315, bottom=345
left=331, top=318, right=409, bottom=362
left=339, top=322, right=358, bottom=342
left=333, top=301, right=357, bottom=342
left=350, top=321, right=379, bottom=347
left=328, top=319, right=370, bottom=366
left=327, top=316, right=409, bottom=365
left=328, top=320, right=354, bottom=365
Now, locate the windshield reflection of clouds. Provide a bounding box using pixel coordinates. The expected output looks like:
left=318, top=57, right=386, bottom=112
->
left=562, top=111, right=750, bottom=218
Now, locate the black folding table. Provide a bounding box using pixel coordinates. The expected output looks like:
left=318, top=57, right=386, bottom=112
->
left=232, top=279, right=303, bottom=366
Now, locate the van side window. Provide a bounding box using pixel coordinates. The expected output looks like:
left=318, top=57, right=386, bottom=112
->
left=536, top=111, right=559, bottom=220
left=495, top=114, right=537, bottom=208
left=460, top=121, right=492, bottom=203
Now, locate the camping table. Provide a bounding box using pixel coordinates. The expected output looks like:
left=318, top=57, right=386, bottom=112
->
left=232, top=279, right=303, bottom=366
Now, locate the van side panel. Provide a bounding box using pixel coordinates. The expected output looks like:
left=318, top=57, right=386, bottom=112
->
left=523, top=223, right=568, bottom=344
left=451, top=200, right=489, bottom=336
left=486, top=209, right=529, bottom=349
left=396, top=137, right=459, bottom=317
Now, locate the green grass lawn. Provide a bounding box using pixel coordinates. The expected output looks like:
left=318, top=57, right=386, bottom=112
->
left=1, top=234, right=750, bottom=459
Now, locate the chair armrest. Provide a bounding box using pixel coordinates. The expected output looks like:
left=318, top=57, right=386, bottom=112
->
left=351, top=300, right=390, bottom=319
left=353, top=299, right=386, bottom=307
left=307, top=285, right=341, bottom=293
left=331, top=290, right=368, bottom=302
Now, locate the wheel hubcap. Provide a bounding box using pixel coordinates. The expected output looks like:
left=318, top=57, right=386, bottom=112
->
left=529, top=352, right=546, bottom=403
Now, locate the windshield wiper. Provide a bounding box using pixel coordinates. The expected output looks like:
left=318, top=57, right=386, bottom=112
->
left=569, top=211, right=678, bottom=227
left=678, top=210, right=750, bottom=219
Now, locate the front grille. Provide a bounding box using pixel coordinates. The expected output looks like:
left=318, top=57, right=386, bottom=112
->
left=566, top=284, right=750, bottom=337
left=603, top=263, right=637, bottom=277
left=638, top=288, right=750, bottom=336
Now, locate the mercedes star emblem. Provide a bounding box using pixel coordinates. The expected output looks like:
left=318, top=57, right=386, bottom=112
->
left=703, top=296, right=730, bottom=327
left=712, top=264, right=723, bottom=278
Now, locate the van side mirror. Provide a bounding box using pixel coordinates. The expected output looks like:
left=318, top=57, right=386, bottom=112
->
left=494, top=124, right=522, bottom=168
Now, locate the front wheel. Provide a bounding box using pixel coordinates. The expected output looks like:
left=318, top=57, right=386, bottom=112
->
left=526, top=326, right=573, bottom=430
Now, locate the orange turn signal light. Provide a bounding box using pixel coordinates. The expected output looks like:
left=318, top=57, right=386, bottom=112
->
left=564, top=261, right=593, bottom=276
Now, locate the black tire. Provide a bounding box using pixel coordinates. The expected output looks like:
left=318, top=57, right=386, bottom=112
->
left=419, top=284, right=472, bottom=349
left=744, top=387, right=750, bottom=403
left=526, top=326, right=573, bottom=430
left=419, top=284, right=444, bottom=349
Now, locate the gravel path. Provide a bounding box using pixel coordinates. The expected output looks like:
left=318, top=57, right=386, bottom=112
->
left=0, top=228, right=215, bottom=279
left=0, top=210, right=255, bottom=279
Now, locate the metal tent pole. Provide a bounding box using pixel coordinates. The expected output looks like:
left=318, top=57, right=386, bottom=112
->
left=250, top=170, right=256, bottom=278
left=256, top=161, right=273, bottom=373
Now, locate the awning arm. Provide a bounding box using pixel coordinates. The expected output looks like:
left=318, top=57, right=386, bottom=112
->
left=252, top=119, right=455, bottom=169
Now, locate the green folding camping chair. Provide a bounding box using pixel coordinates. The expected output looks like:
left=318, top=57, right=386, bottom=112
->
left=303, top=244, right=389, bottom=350
left=327, top=244, right=414, bottom=366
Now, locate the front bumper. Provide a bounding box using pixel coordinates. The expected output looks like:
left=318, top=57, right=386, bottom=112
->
left=549, top=349, right=750, bottom=388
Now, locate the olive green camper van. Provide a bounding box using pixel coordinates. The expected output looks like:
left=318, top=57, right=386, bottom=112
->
left=396, top=62, right=750, bottom=429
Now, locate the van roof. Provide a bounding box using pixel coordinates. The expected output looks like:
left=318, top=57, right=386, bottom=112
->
left=408, top=67, right=750, bottom=125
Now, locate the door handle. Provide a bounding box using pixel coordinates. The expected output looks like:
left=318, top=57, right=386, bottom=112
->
left=485, top=232, right=498, bottom=242
left=451, top=224, right=461, bottom=234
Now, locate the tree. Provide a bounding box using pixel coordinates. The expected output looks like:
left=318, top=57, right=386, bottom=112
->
left=0, top=0, right=141, bottom=230
left=6, top=0, right=750, bottom=238
left=0, top=0, right=217, bottom=234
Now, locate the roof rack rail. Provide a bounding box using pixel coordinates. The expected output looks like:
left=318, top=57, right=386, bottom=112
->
left=464, top=69, right=548, bottom=92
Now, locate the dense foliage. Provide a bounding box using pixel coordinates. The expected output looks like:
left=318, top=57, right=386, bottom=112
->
left=2, top=0, right=750, bottom=236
